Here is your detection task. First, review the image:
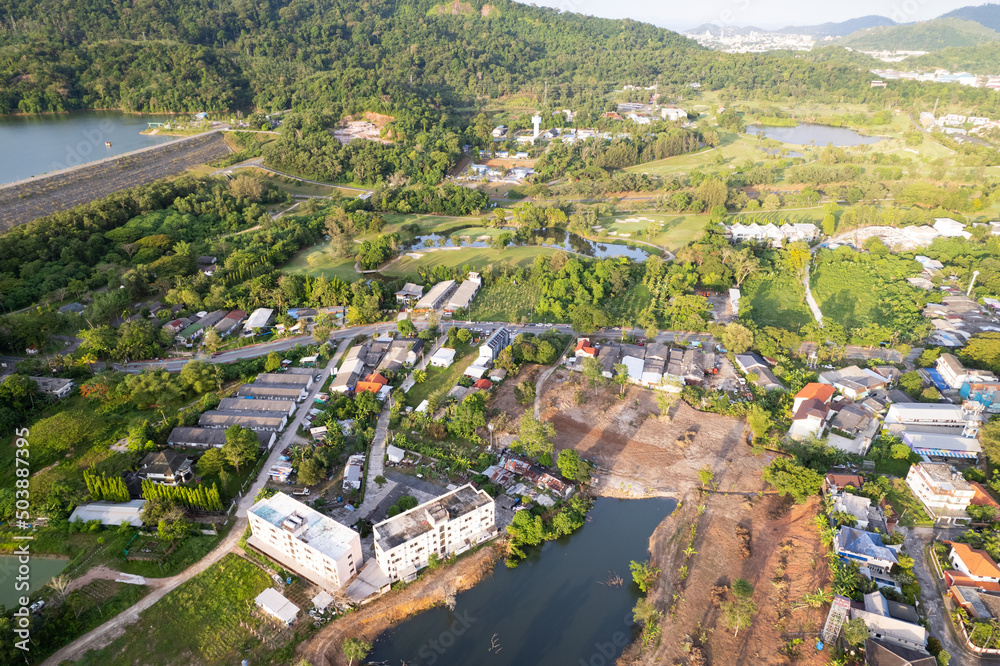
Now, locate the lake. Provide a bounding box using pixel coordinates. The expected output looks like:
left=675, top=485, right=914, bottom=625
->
left=0, top=554, right=68, bottom=609
left=746, top=123, right=883, bottom=147
left=0, top=111, right=175, bottom=185
left=409, top=227, right=652, bottom=261
left=369, top=497, right=675, bottom=666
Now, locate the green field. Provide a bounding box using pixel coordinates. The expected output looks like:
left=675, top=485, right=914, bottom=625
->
left=626, top=132, right=762, bottom=176
left=595, top=213, right=709, bottom=252
left=246, top=168, right=341, bottom=197
left=382, top=245, right=563, bottom=278
left=282, top=244, right=362, bottom=282
left=468, top=280, right=541, bottom=323
left=405, top=341, right=477, bottom=408
left=740, top=273, right=813, bottom=331
left=76, top=553, right=275, bottom=666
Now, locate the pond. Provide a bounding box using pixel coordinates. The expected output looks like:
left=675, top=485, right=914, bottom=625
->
left=407, top=227, right=652, bottom=261
left=0, top=555, right=68, bottom=609
left=746, top=122, right=883, bottom=147
left=368, top=497, right=675, bottom=666
left=0, top=111, right=175, bottom=185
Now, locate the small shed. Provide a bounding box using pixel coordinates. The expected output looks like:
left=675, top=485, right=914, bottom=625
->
left=255, top=588, right=299, bottom=625
left=386, top=444, right=406, bottom=463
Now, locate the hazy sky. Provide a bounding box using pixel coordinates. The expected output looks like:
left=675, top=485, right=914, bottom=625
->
left=518, top=0, right=991, bottom=30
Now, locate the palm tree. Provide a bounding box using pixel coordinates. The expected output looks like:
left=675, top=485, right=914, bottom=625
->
left=79, top=352, right=97, bottom=376
left=47, top=574, right=71, bottom=603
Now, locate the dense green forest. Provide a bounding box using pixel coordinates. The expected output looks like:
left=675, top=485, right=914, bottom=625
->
left=0, top=0, right=889, bottom=116
left=835, top=17, right=1000, bottom=51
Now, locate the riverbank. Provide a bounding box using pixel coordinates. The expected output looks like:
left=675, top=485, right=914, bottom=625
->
left=297, top=541, right=503, bottom=666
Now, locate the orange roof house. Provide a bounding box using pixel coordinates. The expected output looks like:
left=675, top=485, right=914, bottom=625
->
left=355, top=373, right=390, bottom=395
left=473, top=379, right=493, bottom=390
left=574, top=338, right=598, bottom=358
left=824, top=473, right=864, bottom=494
left=948, top=541, right=1000, bottom=582
left=970, top=482, right=1000, bottom=509
left=792, top=383, right=837, bottom=416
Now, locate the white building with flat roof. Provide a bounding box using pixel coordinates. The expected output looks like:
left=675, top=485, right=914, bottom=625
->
left=906, top=462, right=975, bottom=525
left=254, top=588, right=300, bottom=625
left=374, top=484, right=496, bottom=582
left=247, top=492, right=362, bottom=590
left=243, top=308, right=274, bottom=333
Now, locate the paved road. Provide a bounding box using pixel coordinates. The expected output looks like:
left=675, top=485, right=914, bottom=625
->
left=43, top=342, right=349, bottom=664
left=907, top=526, right=1000, bottom=666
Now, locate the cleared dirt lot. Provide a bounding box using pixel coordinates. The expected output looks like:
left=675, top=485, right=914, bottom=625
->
left=536, top=370, right=750, bottom=498
left=534, top=371, right=830, bottom=665
left=0, top=132, right=231, bottom=228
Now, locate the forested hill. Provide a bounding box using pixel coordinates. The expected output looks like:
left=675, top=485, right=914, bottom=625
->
left=835, top=17, right=1000, bottom=51
left=0, top=0, right=877, bottom=115
left=940, top=3, right=1000, bottom=32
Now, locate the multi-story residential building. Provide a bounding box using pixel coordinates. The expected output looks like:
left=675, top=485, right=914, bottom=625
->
left=247, top=492, right=362, bottom=590
left=937, top=353, right=996, bottom=389
left=374, top=484, right=496, bottom=582
left=476, top=327, right=512, bottom=367
left=906, top=463, right=975, bottom=525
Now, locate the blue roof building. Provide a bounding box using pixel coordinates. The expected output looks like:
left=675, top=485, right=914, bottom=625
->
left=836, top=526, right=898, bottom=574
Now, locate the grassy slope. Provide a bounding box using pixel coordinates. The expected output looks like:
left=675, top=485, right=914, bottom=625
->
left=76, top=553, right=273, bottom=666
left=741, top=273, right=813, bottom=331
left=404, top=341, right=477, bottom=408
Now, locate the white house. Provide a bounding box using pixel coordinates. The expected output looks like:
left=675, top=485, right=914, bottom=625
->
left=429, top=347, right=457, bottom=368
left=386, top=445, right=405, bottom=463
left=247, top=492, right=362, bottom=590
left=30, top=377, right=75, bottom=399
left=139, top=451, right=192, bottom=486
left=69, top=500, right=146, bottom=527
left=949, top=542, right=1000, bottom=583
left=906, top=463, right=975, bottom=524
left=243, top=308, right=274, bottom=333
left=254, top=588, right=300, bottom=626
left=374, top=484, right=495, bottom=582
left=937, top=353, right=996, bottom=389
left=661, top=107, right=688, bottom=122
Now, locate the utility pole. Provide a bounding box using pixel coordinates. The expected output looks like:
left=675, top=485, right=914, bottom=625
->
left=968, top=270, right=980, bottom=297
left=543, top=81, right=548, bottom=107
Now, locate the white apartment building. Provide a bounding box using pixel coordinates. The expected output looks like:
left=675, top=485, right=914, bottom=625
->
left=905, top=463, right=975, bottom=525
left=885, top=402, right=984, bottom=438
left=936, top=353, right=997, bottom=389
left=247, top=492, right=362, bottom=590
left=374, top=484, right=496, bottom=582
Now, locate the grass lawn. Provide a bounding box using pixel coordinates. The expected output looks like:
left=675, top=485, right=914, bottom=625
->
left=886, top=477, right=933, bottom=528
left=626, top=132, right=761, bottom=176
left=282, top=243, right=362, bottom=282
left=246, top=167, right=338, bottom=197
left=469, top=280, right=541, bottom=323
left=382, top=245, right=562, bottom=278
left=34, top=580, right=150, bottom=663
left=404, top=341, right=477, bottom=408
left=741, top=273, right=813, bottom=331
left=595, top=213, right=709, bottom=252
left=605, top=282, right=654, bottom=324
left=75, top=553, right=276, bottom=666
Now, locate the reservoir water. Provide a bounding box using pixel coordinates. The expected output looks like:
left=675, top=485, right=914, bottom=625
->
left=0, top=555, right=68, bottom=609
left=0, top=111, right=175, bottom=185
left=409, top=227, right=652, bottom=261
left=746, top=122, right=883, bottom=147
left=369, top=497, right=675, bottom=666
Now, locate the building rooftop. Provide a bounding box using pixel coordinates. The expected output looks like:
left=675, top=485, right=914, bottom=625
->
left=167, top=427, right=271, bottom=448
left=837, top=526, right=898, bottom=564
left=254, top=588, right=300, bottom=624
left=198, top=411, right=287, bottom=428
left=414, top=280, right=456, bottom=309
left=218, top=398, right=292, bottom=413
left=236, top=384, right=304, bottom=399
left=69, top=499, right=146, bottom=527
left=901, top=432, right=982, bottom=458
left=140, top=450, right=190, bottom=477
left=796, top=383, right=836, bottom=402
left=864, top=638, right=935, bottom=666
left=950, top=541, right=1000, bottom=579
left=912, top=462, right=975, bottom=491
left=250, top=492, right=358, bottom=561
left=374, top=484, right=491, bottom=551
left=255, top=372, right=312, bottom=386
